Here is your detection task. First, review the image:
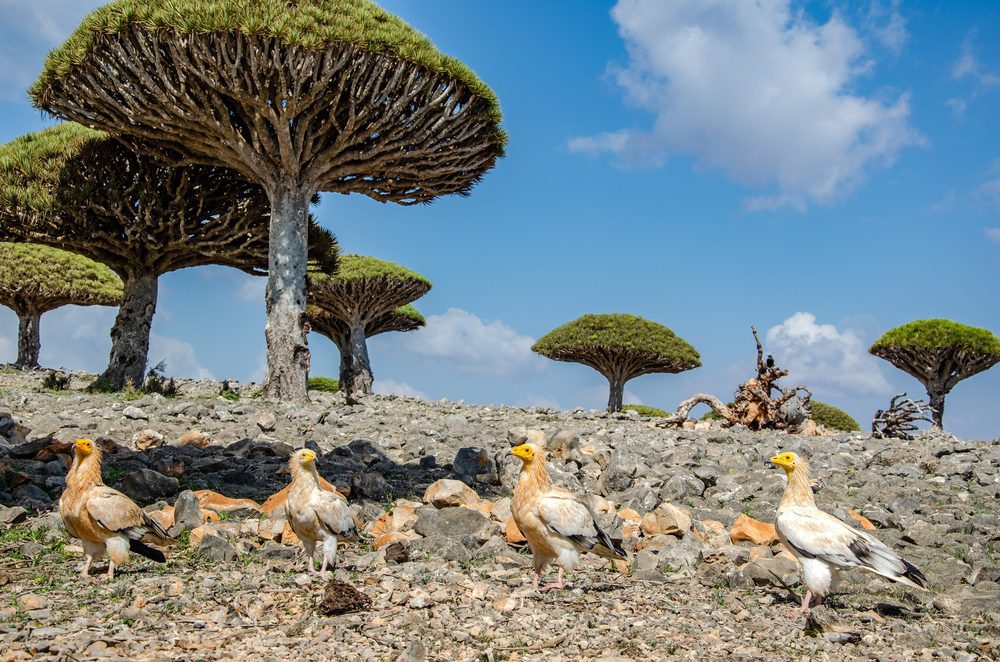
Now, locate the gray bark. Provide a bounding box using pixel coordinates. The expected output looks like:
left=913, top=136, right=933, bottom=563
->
left=340, top=321, right=374, bottom=397
left=262, top=184, right=311, bottom=402
left=14, top=309, right=41, bottom=369
left=927, top=384, right=947, bottom=429
left=95, top=272, right=158, bottom=390
left=607, top=375, right=625, bottom=413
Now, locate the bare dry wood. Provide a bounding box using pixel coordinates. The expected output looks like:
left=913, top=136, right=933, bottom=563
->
left=871, top=393, right=933, bottom=440
left=658, top=326, right=812, bottom=431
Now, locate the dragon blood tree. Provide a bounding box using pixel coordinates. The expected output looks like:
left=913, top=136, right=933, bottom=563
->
left=309, top=302, right=425, bottom=396
left=870, top=319, right=1000, bottom=429
left=31, top=0, right=506, bottom=402
left=0, top=243, right=122, bottom=369
left=0, top=123, right=278, bottom=390
left=532, top=314, right=701, bottom=413
left=307, top=254, right=430, bottom=396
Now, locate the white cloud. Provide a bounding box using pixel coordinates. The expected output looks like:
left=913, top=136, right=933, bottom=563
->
left=624, top=391, right=644, bottom=406
left=866, top=0, right=908, bottom=54
left=147, top=334, right=213, bottom=379
left=38, top=305, right=116, bottom=372
left=952, top=34, right=1000, bottom=88
left=570, top=0, right=923, bottom=208
left=986, top=228, right=1000, bottom=244
left=397, top=308, right=547, bottom=377
left=374, top=379, right=427, bottom=399
left=948, top=33, right=1000, bottom=116
left=234, top=274, right=267, bottom=303
left=765, top=312, right=893, bottom=397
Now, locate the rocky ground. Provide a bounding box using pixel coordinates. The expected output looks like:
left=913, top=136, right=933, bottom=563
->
left=0, top=369, right=998, bottom=661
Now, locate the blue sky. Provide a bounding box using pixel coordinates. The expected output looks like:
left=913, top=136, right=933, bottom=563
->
left=1, top=1, right=998, bottom=439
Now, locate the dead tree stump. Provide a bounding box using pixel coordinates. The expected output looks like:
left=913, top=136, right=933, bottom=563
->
left=659, top=326, right=811, bottom=431
left=872, top=393, right=933, bottom=440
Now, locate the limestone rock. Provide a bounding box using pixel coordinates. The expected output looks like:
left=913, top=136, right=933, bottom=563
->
left=729, top=514, right=779, bottom=546
left=132, top=429, right=163, bottom=450
left=641, top=503, right=693, bottom=538
left=422, top=479, right=479, bottom=508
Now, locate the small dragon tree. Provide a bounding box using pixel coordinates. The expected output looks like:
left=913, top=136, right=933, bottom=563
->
left=307, top=255, right=430, bottom=397
left=309, top=302, right=424, bottom=396
left=31, top=0, right=505, bottom=402
left=0, top=242, right=122, bottom=369
left=532, top=314, right=701, bottom=413
left=870, top=319, right=1000, bottom=429
left=0, top=123, right=274, bottom=390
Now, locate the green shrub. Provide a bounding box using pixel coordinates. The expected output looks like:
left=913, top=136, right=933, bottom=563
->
left=623, top=404, right=669, bottom=418
left=810, top=400, right=860, bottom=432
left=700, top=403, right=733, bottom=421
left=41, top=371, right=70, bottom=391
left=308, top=377, right=340, bottom=393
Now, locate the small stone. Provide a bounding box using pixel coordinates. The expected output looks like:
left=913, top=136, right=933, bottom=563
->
left=170, top=490, right=203, bottom=536
left=256, top=412, right=277, bottom=432
left=132, top=429, right=163, bottom=450
left=0, top=505, right=28, bottom=525
left=351, top=471, right=390, bottom=500
left=414, top=506, right=495, bottom=546
left=175, top=430, right=209, bottom=448
left=399, top=640, right=427, bottom=662
left=729, top=514, right=779, bottom=546
left=16, top=594, right=47, bottom=611
left=198, top=533, right=238, bottom=562
left=641, top=503, right=692, bottom=538
left=120, top=469, right=180, bottom=502
left=493, top=597, right=517, bottom=612
left=453, top=447, right=494, bottom=479
left=122, top=406, right=148, bottom=420
left=422, top=479, right=480, bottom=508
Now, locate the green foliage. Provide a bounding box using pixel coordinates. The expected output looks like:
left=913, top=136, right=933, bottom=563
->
left=102, top=466, right=127, bottom=485
left=308, top=376, right=340, bottom=393
left=810, top=400, right=860, bottom=432
left=219, top=380, right=240, bottom=401
left=871, top=319, right=1000, bottom=357
left=32, top=0, right=503, bottom=131
left=391, top=304, right=425, bottom=326
left=700, top=405, right=730, bottom=421
left=623, top=404, right=669, bottom=418
left=309, top=254, right=430, bottom=287
left=41, top=371, right=70, bottom=391
left=0, top=123, right=103, bottom=214
left=0, top=242, right=122, bottom=310
left=142, top=361, right=178, bottom=397
left=532, top=314, right=701, bottom=370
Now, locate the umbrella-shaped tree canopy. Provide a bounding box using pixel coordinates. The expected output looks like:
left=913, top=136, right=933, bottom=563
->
left=0, top=242, right=122, bottom=368
left=533, top=314, right=701, bottom=412
left=308, top=254, right=430, bottom=396
left=31, top=0, right=505, bottom=401
left=870, top=319, right=1000, bottom=429
left=0, top=122, right=294, bottom=390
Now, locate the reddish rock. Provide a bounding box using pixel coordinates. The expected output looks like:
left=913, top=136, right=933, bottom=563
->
left=729, top=514, right=779, bottom=546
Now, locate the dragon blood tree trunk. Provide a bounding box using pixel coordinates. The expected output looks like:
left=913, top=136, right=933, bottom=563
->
left=262, top=185, right=311, bottom=402
left=14, top=308, right=41, bottom=369
left=340, top=321, right=374, bottom=397
left=926, top=384, right=947, bottom=429
left=606, top=374, right=625, bottom=413
left=96, top=272, right=158, bottom=391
